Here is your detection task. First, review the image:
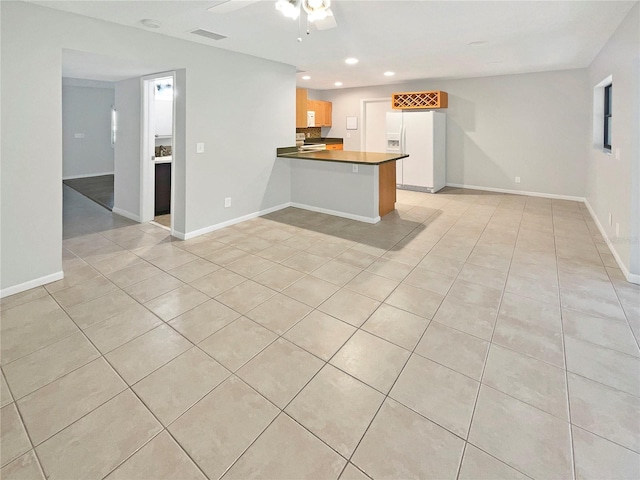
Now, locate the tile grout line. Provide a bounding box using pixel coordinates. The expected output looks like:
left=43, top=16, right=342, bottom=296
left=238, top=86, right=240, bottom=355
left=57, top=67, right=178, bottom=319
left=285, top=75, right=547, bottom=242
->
left=9, top=192, right=638, bottom=478
left=196, top=192, right=468, bottom=478
left=47, top=288, right=215, bottom=480
left=553, top=200, right=579, bottom=480
left=454, top=193, right=525, bottom=480
left=334, top=195, right=500, bottom=477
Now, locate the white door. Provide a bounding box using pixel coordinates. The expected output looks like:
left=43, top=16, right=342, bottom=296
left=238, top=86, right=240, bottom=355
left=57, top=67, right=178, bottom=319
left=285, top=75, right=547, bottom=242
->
left=402, top=111, right=434, bottom=189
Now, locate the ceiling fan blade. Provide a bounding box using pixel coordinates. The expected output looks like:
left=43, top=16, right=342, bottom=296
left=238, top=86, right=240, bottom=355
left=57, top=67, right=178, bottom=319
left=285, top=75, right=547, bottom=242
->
left=313, top=8, right=337, bottom=30
left=207, top=0, right=261, bottom=14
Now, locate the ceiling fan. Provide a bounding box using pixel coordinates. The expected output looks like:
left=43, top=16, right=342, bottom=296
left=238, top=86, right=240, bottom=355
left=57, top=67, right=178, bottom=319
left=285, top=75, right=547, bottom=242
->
left=207, top=0, right=337, bottom=32
left=276, top=0, right=337, bottom=30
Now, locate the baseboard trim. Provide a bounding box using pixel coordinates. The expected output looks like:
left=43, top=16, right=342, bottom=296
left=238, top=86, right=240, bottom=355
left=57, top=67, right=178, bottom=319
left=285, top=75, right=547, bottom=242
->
left=290, top=202, right=380, bottom=224
left=0, top=271, right=64, bottom=299
left=176, top=203, right=292, bottom=241
left=112, top=207, right=141, bottom=223
left=584, top=199, right=639, bottom=285
left=445, top=183, right=585, bottom=202
left=63, top=171, right=114, bottom=180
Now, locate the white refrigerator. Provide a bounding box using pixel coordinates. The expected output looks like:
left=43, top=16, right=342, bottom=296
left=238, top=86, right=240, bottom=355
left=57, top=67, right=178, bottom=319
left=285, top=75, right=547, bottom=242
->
left=386, top=111, right=446, bottom=193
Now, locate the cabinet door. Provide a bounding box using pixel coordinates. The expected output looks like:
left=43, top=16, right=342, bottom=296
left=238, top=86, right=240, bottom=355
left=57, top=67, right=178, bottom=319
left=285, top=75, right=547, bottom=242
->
left=155, top=163, right=171, bottom=215
left=296, top=89, right=308, bottom=128
left=322, top=101, right=332, bottom=126
left=308, top=100, right=323, bottom=126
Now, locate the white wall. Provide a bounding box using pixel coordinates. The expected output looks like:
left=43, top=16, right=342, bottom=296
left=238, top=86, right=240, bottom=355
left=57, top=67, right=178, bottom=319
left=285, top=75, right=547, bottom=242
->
left=113, top=77, right=141, bottom=221
left=321, top=69, right=590, bottom=199
left=62, top=79, right=115, bottom=179
left=585, top=2, right=640, bottom=281
left=0, top=1, right=293, bottom=293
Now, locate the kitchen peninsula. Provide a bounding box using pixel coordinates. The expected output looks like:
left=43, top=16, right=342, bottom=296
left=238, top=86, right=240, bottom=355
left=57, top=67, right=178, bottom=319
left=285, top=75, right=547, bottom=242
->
left=277, top=147, right=409, bottom=223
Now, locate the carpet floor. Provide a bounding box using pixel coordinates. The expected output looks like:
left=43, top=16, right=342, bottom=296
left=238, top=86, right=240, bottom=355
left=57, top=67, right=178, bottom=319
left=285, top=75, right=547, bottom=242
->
left=63, top=174, right=114, bottom=211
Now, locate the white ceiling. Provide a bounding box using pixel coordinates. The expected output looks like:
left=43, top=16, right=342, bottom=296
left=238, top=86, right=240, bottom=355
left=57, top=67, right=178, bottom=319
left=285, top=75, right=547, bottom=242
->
left=35, top=0, right=636, bottom=90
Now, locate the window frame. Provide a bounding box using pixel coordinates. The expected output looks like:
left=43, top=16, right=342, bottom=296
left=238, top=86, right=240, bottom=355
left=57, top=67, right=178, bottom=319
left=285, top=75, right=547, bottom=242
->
left=603, top=84, right=612, bottom=151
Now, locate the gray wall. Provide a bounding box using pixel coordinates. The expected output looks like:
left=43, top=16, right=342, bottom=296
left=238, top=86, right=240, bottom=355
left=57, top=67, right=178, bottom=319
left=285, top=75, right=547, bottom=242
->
left=62, top=79, right=115, bottom=179
left=320, top=69, right=590, bottom=198
left=290, top=159, right=378, bottom=221
left=586, top=2, right=639, bottom=279
left=0, top=1, right=293, bottom=292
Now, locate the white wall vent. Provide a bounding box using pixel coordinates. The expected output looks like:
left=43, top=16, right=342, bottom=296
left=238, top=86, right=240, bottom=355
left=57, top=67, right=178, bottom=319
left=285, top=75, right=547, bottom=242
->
left=191, top=29, right=227, bottom=41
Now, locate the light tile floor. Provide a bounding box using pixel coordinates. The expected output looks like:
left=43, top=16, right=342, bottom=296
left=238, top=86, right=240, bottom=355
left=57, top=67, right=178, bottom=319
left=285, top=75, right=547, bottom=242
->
left=1, top=187, right=639, bottom=479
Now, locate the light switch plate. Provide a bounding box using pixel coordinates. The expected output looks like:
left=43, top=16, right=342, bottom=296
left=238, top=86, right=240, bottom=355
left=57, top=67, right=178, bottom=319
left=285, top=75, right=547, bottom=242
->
left=224, top=197, right=231, bottom=208
left=196, top=143, right=205, bottom=153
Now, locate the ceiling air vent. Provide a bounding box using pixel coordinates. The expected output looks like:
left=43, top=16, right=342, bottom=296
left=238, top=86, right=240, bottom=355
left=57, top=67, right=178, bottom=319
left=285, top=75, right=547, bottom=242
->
left=191, top=29, right=227, bottom=41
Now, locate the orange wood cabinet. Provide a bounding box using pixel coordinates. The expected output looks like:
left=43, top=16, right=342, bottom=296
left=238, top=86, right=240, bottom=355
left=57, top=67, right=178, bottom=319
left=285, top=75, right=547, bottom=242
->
left=321, top=101, right=332, bottom=127
left=325, top=144, right=343, bottom=151
left=391, top=90, right=448, bottom=110
left=378, top=161, right=397, bottom=217
left=298, top=91, right=333, bottom=127
left=307, top=100, right=323, bottom=126
left=296, top=88, right=308, bottom=128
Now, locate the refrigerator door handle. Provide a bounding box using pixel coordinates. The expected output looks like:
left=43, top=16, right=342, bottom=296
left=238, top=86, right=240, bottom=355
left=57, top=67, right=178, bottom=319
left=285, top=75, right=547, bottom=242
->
left=401, top=124, right=406, bottom=154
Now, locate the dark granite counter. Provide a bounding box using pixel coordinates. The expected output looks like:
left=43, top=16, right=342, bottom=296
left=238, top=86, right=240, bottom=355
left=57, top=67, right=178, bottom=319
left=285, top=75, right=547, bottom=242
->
left=303, top=137, right=344, bottom=145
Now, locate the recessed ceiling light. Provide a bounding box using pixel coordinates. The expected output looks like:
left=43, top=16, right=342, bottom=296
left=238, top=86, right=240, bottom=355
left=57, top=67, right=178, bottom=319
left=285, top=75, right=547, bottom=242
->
left=140, top=19, right=161, bottom=29
left=468, top=41, right=487, bottom=47
left=384, top=71, right=395, bottom=76
left=345, top=58, right=359, bottom=65
left=302, top=75, right=311, bottom=80
left=334, top=81, right=343, bottom=86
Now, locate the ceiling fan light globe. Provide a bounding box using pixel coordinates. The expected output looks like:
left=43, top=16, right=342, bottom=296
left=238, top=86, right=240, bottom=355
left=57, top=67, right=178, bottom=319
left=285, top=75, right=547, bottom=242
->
left=302, top=0, right=330, bottom=14
left=276, top=0, right=300, bottom=19
left=308, top=9, right=328, bottom=22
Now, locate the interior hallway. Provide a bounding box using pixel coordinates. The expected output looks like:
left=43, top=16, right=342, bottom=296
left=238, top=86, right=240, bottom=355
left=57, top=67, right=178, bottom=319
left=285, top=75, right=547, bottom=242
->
left=1, top=187, right=639, bottom=479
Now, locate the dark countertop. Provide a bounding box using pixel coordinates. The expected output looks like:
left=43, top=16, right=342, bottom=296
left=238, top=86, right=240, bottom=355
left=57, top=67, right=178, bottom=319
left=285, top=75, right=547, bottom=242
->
left=304, top=137, right=343, bottom=145
left=277, top=148, right=408, bottom=166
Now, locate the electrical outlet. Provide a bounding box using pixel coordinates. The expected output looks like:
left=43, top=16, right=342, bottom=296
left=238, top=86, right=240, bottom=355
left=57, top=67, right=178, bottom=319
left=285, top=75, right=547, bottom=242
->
left=616, top=223, right=620, bottom=237
left=615, top=148, right=620, bottom=160
left=224, top=197, right=231, bottom=208
left=352, top=164, right=358, bottom=173
left=74, top=133, right=85, bottom=139
left=196, top=143, right=205, bottom=153
left=609, top=213, right=613, bottom=226
left=515, top=176, right=521, bottom=184
left=347, top=133, right=351, bottom=138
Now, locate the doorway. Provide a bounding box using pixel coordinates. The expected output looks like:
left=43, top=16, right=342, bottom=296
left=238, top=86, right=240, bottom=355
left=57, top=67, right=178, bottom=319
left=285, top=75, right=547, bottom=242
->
left=361, top=97, right=393, bottom=152
left=142, top=73, right=175, bottom=231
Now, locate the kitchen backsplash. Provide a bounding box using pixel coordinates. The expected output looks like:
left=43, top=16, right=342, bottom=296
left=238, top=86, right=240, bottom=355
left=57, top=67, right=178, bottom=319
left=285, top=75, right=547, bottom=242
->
left=296, top=127, right=322, bottom=138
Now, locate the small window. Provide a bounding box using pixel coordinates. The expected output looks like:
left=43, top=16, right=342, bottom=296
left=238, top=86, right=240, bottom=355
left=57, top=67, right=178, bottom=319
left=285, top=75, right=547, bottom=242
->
left=111, top=106, right=117, bottom=147
left=604, top=84, right=612, bottom=150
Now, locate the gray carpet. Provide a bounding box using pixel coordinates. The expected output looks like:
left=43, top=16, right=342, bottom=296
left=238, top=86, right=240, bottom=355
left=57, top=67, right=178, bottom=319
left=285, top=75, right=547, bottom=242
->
left=63, top=174, right=114, bottom=211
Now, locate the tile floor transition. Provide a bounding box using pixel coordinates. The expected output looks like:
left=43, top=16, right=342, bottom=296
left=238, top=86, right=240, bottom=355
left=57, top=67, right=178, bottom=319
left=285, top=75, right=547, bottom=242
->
left=1, top=187, right=639, bottom=479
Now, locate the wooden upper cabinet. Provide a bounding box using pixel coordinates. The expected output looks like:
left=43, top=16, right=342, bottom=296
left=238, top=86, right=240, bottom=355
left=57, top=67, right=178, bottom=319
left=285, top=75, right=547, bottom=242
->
left=296, top=88, right=308, bottom=128
left=296, top=89, right=333, bottom=127
left=391, top=90, right=448, bottom=110
left=308, top=99, right=320, bottom=125
left=322, top=101, right=332, bottom=127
